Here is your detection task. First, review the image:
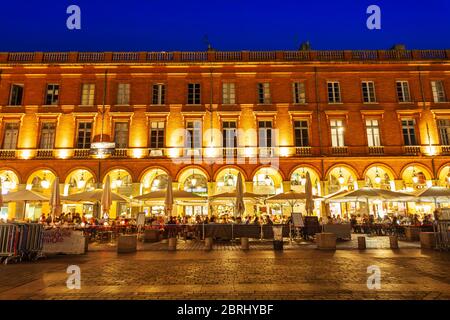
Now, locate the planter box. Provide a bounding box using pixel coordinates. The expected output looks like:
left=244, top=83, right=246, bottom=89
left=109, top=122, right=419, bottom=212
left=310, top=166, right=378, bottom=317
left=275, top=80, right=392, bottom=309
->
left=316, top=233, right=336, bottom=250
left=405, top=227, right=421, bottom=241
left=168, top=237, right=177, bottom=251
left=117, top=235, right=137, bottom=253
left=420, top=232, right=436, bottom=249
left=273, top=240, right=284, bottom=251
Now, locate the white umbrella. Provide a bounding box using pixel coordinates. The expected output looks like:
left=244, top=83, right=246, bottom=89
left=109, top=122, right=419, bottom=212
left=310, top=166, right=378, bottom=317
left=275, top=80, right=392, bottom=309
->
left=165, top=176, right=174, bottom=216
left=305, top=172, right=314, bottom=215
left=3, top=189, right=49, bottom=202
left=235, top=173, right=245, bottom=217
left=101, top=175, right=112, bottom=216
left=63, top=189, right=128, bottom=202
left=134, top=190, right=205, bottom=202
left=49, top=177, right=61, bottom=221
left=0, top=178, right=3, bottom=208
left=413, top=186, right=450, bottom=207
left=325, top=188, right=415, bottom=203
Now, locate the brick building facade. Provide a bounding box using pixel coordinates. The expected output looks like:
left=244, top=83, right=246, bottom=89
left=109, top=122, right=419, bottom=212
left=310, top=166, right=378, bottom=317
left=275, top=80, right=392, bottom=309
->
left=1, top=49, right=450, bottom=219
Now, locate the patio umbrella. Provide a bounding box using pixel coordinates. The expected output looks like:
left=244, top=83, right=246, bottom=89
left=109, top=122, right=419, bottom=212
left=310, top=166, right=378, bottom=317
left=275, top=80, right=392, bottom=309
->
left=63, top=189, right=129, bottom=202
left=234, top=173, right=245, bottom=217
left=3, top=190, right=49, bottom=220
left=266, top=190, right=322, bottom=215
left=134, top=190, right=205, bottom=202
left=3, top=189, right=49, bottom=202
left=165, top=176, right=174, bottom=216
left=304, top=172, right=314, bottom=215
left=49, top=177, right=61, bottom=222
left=413, top=186, right=450, bottom=207
left=0, top=178, right=3, bottom=208
left=101, top=175, right=112, bottom=216
left=325, top=188, right=415, bottom=203
left=209, top=192, right=263, bottom=202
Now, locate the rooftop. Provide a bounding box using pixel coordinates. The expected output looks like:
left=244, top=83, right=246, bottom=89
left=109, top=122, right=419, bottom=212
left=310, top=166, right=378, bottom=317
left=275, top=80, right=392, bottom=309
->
left=0, top=49, right=449, bottom=64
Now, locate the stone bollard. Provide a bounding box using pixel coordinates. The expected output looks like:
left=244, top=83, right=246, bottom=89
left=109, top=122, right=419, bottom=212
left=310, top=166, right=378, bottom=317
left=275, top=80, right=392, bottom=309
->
left=205, top=237, right=213, bottom=251
left=168, top=237, right=177, bottom=251
left=241, top=237, right=249, bottom=250
left=389, top=235, right=399, bottom=249
left=84, top=236, right=89, bottom=254
left=316, top=233, right=336, bottom=250
left=117, top=234, right=137, bottom=253
left=420, top=232, right=436, bottom=249
left=357, top=236, right=366, bottom=250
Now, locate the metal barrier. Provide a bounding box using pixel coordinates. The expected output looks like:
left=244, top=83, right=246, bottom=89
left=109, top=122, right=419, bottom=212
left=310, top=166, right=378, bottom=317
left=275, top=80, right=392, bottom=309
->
left=434, top=221, right=450, bottom=251
left=0, top=223, right=44, bottom=264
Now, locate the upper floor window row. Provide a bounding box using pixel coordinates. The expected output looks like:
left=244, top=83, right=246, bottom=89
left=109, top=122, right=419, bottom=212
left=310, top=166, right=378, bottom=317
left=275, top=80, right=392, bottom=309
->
left=5, top=80, right=448, bottom=106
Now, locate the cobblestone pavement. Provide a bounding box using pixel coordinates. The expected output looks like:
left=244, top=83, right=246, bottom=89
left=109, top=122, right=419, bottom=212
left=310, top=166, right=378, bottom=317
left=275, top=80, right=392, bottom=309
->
left=0, top=248, right=449, bottom=300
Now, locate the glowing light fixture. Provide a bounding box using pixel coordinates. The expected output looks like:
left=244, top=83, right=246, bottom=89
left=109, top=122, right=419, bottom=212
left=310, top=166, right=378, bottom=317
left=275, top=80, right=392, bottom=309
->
left=190, top=170, right=197, bottom=187
left=412, top=168, right=419, bottom=184
left=115, top=171, right=123, bottom=188
left=40, top=173, right=50, bottom=189
left=77, top=172, right=86, bottom=189
left=338, top=169, right=345, bottom=185
left=205, top=147, right=215, bottom=158
left=374, top=168, right=382, bottom=184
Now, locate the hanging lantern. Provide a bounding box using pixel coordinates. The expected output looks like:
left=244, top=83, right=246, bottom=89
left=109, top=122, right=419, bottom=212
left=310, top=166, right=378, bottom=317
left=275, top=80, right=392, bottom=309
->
left=300, top=172, right=307, bottom=185
left=2, top=174, right=12, bottom=190
left=264, top=175, right=271, bottom=185
left=374, top=168, right=382, bottom=184
left=226, top=174, right=234, bottom=186
left=77, top=172, right=86, bottom=189
left=412, top=169, right=419, bottom=184
left=115, top=171, right=123, bottom=188
left=337, top=169, right=345, bottom=185
left=191, top=175, right=197, bottom=187
left=40, top=173, right=50, bottom=189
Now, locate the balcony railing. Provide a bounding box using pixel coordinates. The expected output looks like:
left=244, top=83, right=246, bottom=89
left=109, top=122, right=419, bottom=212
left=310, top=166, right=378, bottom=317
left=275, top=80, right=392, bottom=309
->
left=36, top=149, right=54, bottom=159
left=403, top=145, right=421, bottom=155
left=73, top=149, right=90, bottom=159
left=331, top=146, right=348, bottom=155
left=441, top=146, right=450, bottom=155
left=368, top=146, right=385, bottom=155
left=111, top=149, right=128, bottom=158
left=3, top=145, right=450, bottom=160
left=0, top=150, right=17, bottom=159
left=258, top=147, right=275, bottom=158
left=295, top=147, right=312, bottom=156
left=3, top=50, right=449, bottom=64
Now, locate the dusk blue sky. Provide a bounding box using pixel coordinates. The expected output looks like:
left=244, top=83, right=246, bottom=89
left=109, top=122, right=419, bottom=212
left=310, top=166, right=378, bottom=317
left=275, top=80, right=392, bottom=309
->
left=0, top=0, right=449, bottom=51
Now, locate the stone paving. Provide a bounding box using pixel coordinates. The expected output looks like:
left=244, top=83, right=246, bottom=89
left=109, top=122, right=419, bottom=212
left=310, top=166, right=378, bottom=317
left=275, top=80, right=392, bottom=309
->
left=0, top=247, right=449, bottom=300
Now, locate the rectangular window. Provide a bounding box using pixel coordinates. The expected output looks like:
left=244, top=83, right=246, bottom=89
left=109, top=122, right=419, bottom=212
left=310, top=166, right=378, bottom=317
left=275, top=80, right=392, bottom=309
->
left=150, top=121, right=165, bottom=148
left=114, top=122, right=129, bottom=148
left=76, top=122, right=92, bottom=149
left=187, top=83, right=201, bottom=105
left=292, top=82, right=306, bottom=104
left=330, top=119, right=345, bottom=147
left=327, top=82, right=341, bottom=103
left=401, top=119, right=417, bottom=146
left=222, top=83, right=236, bottom=105
left=258, top=121, right=273, bottom=148
left=45, top=84, right=59, bottom=105
left=437, top=119, right=450, bottom=145
left=431, top=80, right=447, bottom=103
left=294, top=120, right=309, bottom=147
left=366, top=119, right=381, bottom=147
left=152, top=84, right=166, bottom=105
left=117, top=83, right=130, bottom=105
left=39, top=122, right=56, bottom=149
left=9, top=84, right=24, bottom=106
left=2, top=123, right=19, bottom=149
left=81, top=84, right=95, bottom=106
left=396, top=81, right=411, bottom=102
left=222, top=121, right=237, bottom=148
left=362, top=81, right=376, bottom=103
left=257, top=83, right=271, bottom=104
left=185, top=120, right=202, bottom=149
